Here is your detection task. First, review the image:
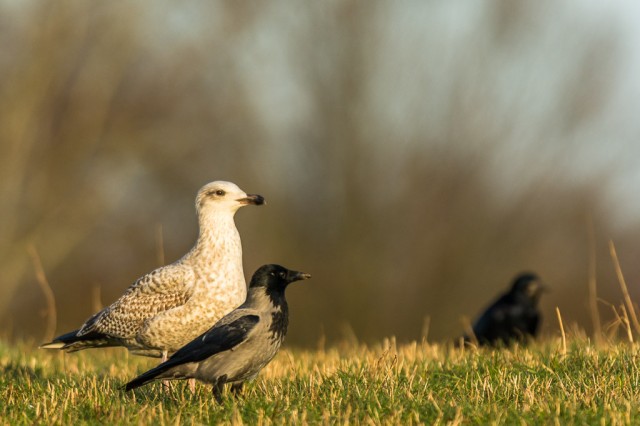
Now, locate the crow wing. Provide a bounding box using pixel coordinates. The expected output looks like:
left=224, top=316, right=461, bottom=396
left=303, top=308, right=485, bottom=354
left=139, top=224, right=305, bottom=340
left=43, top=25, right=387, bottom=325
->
left=124, top=312, right=259, bottom=391
left=167, top=311, right=260, bottom=365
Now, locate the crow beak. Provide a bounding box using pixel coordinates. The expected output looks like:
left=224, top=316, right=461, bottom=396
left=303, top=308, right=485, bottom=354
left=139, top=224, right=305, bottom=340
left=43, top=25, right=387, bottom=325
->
left=532, top=281, right=549, bottom=296
left=287, top=271, right=312, bottom=284
left=237, top=194, right=266, bottom=206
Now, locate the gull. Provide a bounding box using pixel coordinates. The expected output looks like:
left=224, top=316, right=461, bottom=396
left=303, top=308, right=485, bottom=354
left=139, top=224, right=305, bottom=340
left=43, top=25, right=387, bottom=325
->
left=124, top=264, right=310, bottom=402
left=464, top=272, right=546, bottom=346
left=41, top=181, right=265, bottom=362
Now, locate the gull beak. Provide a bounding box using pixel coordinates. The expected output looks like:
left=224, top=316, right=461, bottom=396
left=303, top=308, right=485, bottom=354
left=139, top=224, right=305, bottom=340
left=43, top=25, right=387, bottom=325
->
left=237, top=194, right=266, bottom=206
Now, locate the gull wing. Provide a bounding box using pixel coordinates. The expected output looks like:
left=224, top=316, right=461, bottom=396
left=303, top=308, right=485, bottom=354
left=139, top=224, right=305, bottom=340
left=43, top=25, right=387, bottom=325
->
left=78, top=263, right=195, bottom=339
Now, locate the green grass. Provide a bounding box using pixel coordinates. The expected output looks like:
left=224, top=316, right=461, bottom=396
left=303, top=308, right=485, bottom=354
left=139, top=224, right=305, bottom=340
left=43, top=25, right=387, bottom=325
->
left=1, top=338, right=639, bottom=425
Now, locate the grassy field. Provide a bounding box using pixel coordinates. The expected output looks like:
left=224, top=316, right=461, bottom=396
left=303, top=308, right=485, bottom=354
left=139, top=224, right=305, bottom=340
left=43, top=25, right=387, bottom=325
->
left=1, top=338, right=639, bottom=425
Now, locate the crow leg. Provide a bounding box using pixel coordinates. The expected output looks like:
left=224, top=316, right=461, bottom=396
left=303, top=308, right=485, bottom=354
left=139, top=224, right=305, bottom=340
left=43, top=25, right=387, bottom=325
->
left=230, top=382, right=244, bottom=396
left=212, top=375, right=227, bottom=404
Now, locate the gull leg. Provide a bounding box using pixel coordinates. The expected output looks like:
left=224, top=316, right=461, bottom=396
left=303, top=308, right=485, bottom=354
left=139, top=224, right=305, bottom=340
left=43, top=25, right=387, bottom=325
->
left=161, top=350, right=171, bottom=392
left=188, top=378, right=196, bottom=393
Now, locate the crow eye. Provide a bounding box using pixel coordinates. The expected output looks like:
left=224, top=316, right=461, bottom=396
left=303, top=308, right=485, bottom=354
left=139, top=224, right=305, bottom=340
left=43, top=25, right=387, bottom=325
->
left=279, top=272, right=286, bottom=279
left=269, top=272, right=276, bottom=277
left=215, top=189, right=225, bottom=196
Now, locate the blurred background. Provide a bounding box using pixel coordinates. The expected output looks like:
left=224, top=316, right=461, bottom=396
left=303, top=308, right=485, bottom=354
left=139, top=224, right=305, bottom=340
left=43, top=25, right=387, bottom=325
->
left=2, top=0, right=640, bottom=348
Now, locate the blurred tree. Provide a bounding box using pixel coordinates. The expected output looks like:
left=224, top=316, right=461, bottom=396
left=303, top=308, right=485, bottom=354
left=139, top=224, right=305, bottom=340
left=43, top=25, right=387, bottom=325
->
left=1, top=0, right=639, bottom=346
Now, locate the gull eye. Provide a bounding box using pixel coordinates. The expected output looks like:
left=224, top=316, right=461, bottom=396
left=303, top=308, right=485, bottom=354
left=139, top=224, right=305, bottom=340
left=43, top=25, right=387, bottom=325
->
left=215, top=189, right=226, bottom=196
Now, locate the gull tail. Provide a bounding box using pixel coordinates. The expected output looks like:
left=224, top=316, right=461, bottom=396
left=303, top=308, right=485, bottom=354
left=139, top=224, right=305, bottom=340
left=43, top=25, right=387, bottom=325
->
left=40, top=330, right=82, bottom=349
left=40, top=330, right=118, bottom=352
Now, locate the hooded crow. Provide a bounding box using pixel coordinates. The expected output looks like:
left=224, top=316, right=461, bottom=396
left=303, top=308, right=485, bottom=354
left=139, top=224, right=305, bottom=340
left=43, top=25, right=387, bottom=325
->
left=465, top=272, right=545, bottom=346
left=124, top=264, right=310, bottom=401
left=41, top=181, right=265, bottom=361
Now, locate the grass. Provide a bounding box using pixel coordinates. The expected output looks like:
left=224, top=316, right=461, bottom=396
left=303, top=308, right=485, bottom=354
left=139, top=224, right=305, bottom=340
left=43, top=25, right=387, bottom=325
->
left=1, top=338, right=640, bottom=425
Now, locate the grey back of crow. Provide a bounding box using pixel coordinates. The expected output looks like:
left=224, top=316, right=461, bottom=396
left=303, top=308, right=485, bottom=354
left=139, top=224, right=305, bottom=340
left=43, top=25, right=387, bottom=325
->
left=124, top=264, right=310, bottom=401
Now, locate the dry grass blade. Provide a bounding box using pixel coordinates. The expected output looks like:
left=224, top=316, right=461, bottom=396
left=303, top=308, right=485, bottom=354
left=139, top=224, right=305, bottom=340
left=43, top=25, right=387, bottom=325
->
left=27, top=245, right=57, bottom=342
left=156, top=223, right=165, bottom=267
left=609, top=240, right=640, bottom=336
left=619, top=305, right=634, bottom=344
left=556, top=307, right=567, bottom=355
left=604, top=301, right=623, bottom=340
left=421, top=316, right=431, bottom=342
left=460, top=316, right=477, bottom=347
left=91, top=283, right=103, bottom=313
left=586, top=216, right=602, bottom=344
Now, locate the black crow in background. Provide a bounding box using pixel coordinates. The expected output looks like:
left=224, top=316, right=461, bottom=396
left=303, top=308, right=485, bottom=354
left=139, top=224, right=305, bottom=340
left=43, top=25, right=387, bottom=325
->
left=464, top=272, right=546, bottom=346
left=124, top=264, right=311, bottom=402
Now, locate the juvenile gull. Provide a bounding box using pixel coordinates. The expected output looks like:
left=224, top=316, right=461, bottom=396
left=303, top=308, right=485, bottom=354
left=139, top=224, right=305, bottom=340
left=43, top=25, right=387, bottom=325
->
left=464, top=272, right=546, bottom=346
left=41, top=181, right=265, bottom=359
left=124, top=264, right=310, bottom=401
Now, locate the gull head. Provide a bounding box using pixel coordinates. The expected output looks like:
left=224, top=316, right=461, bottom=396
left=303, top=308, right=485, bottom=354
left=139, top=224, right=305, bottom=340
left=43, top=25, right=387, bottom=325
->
left=196, top=181, right=265, bottom=215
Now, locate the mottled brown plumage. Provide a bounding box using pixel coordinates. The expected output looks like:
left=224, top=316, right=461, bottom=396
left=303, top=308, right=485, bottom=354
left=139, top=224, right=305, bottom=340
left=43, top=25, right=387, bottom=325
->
left=41, top=181, right=265, bottom=357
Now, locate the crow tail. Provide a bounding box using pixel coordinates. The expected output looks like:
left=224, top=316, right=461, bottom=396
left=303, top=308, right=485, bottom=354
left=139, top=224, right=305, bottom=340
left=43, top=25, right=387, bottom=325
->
left=124, top=364, right=171, bottom=391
